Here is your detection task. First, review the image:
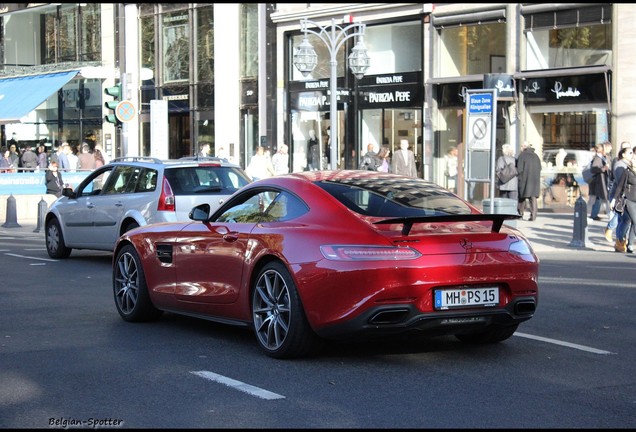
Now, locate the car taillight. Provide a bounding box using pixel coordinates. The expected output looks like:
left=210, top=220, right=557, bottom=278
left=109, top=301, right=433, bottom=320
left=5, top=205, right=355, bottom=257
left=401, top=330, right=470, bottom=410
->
left=320, top=245, right=421, bottom=261
left=157, top=176, right=175, bottom=212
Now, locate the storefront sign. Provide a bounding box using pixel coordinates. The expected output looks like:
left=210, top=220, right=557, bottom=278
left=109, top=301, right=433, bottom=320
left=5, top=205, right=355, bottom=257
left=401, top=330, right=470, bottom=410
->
left=357, top=83, right=421, bottom=109
left=240, top=79, right=258, bottom=106
left=522, top=73, right=608, bottom=104
left=290, top=88, right=351, bottom=111
left=436, top=81, right=484, bottom=108
left=483, top=74, right=515, bottom=100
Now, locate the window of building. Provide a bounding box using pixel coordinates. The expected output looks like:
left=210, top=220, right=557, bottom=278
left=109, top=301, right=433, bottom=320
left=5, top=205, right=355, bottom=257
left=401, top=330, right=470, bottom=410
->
left=523, top=5, right=612, bottom=69
left=365, top=21, right=421, bottom=75
left=162, top=11, right=190, bottom=83
left=240, top=4, right=258, bottom=79
left=437, top=22, right=507, bottom=77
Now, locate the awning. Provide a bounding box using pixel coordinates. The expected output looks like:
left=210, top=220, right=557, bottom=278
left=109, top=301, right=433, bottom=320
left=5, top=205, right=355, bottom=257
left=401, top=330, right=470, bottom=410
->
left=0, top=70, right=79, bottom=124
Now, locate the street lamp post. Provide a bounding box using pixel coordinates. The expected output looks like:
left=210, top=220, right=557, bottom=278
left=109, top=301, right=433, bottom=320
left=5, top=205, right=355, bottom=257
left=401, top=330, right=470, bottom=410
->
left=293, top=17, right=370, bottom=170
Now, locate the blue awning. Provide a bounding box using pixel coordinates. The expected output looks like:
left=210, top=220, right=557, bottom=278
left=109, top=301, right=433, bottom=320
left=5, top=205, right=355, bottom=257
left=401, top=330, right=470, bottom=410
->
left=0, top=70, right=79, bottom=124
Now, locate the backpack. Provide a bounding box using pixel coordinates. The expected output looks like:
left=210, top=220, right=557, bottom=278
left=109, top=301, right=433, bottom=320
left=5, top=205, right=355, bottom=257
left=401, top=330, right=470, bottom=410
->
left=582, top=161, right=594, bottom=184
left=497, top=161, right=517, bottom=183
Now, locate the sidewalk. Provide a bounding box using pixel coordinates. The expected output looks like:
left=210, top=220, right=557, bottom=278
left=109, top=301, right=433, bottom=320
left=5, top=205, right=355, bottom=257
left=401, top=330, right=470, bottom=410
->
left=514, top=209, right=616, bottom=253
left=0, top=208, right=619, bottom=254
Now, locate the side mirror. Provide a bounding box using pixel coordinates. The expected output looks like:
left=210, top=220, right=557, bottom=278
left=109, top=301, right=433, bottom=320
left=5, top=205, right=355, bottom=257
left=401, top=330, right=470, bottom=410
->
left=62, top=187, right=75, bottom=198
left=189, top=203, right=211, bottom=221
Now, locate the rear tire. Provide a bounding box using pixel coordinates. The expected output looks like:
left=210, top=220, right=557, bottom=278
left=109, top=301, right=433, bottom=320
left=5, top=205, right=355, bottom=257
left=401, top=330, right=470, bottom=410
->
left=45, top=217, right=71, bottom=259
left=113, top=244, right=162, bottom=322
left=251, top=261, right=322, bottom=359
left=455, top=323, right=519, bottom=344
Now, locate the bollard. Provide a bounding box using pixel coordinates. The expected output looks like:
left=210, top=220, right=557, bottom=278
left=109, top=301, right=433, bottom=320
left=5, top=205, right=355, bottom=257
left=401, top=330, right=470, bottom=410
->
left=568, top=195, right=588, bottom=248
left=2, top=194, right=22, bottom=228
left=33, top=197, right=48, bottom=233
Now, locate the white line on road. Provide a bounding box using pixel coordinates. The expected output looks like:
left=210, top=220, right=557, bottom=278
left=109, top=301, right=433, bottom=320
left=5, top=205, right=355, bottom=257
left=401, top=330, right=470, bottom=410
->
left=4, top=253, right=57, bottom=262
left=514, top=332, right=615, bottom=355
left=191, top=370, right=285, bottom=400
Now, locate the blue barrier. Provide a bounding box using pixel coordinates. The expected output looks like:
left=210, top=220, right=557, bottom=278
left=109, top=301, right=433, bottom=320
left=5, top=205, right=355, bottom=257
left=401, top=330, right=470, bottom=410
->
left=0, top=171, right=91, bottom=195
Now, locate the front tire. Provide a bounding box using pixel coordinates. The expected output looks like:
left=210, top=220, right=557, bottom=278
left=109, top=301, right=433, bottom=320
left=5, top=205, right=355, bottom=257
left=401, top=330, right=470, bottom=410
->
left=455, top=323, right=519, bottom=344
left=45, top=217, right=71, bottom=259
left=113, top=244, right=162, bottom=322
left=252, top=261, right=322, bottom=359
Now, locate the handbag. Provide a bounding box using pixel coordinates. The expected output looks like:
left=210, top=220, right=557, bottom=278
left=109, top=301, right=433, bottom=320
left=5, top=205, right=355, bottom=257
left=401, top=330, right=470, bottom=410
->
left=612, top=170, right=629, bottom=214
left=613, top=194, right=626, bottom=214
left=497, top=161, right=518, bottom=184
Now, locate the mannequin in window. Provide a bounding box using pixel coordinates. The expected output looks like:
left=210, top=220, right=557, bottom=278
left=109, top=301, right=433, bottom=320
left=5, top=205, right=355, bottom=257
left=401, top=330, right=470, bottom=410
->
left=307, top=129, right=320, bottom=170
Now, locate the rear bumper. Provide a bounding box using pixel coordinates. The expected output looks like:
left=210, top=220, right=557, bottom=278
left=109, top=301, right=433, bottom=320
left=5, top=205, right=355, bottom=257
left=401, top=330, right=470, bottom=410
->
left=314, top=296, right=537, bottom=340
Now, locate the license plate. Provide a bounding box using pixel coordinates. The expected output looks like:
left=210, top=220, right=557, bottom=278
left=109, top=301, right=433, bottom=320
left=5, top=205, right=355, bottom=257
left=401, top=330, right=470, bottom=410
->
left=434, top=287, right=499, bottom=310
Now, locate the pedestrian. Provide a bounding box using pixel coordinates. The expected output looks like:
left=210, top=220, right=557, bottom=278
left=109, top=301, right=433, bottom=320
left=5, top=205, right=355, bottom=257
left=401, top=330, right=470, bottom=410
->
left=94, top=143, right=110, bottom=164
left=36, top=144, right=48, bottom=170
left=307, top=129, right=320, bottom=170
left=55, top=143, right=71, bottom=172
left=245, top=146, right=275, bottom=181
left=19, top=145, right=38, bottom=171
left=359, top=143, right=380, bottom=171
left=271, top=143, right=290, bottom=175
left=376, top=145, right=391, bottom=173
left=444, top=146, right=459, bottom=193
left=612, top=149, right=636, bottom=253
left=216, top=146, right=228, bottom=160
left=516, top=141, right=542, bottom=221
left=391, top=139, right=417, bottom=177
left=199, top=142, right=211, bottom=157
left=78, top=143, right=96, bottom=171
left=0, top=148, right=15, bottom=172
left=45, top=161, right=65, bottom=198
left=8, top=143, right=19, bottom=167
left=94, top=148, right=106, bottom=168
left=496, top=143, right=518, bottom=200
left=604, top=141, right=632, bottom=243
left=589, top=142, right=611, bottom=221
left=64, top=142, right=78, bottom=172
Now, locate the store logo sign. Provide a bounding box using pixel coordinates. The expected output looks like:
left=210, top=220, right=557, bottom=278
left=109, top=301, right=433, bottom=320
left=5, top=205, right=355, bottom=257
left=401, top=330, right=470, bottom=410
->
left=551, top=81, right=581, bottom=99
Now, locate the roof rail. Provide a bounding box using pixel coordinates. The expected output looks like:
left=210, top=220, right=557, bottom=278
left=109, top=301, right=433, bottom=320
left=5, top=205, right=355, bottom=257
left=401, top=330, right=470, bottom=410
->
left=111, top=156, right=164, bottom=164
left=179, top=156, right=228, bottom=163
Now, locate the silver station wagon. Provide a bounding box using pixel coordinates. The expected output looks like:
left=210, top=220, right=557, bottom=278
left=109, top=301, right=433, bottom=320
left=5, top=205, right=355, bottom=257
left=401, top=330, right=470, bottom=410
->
left=45, top=156, right=251, bottom=258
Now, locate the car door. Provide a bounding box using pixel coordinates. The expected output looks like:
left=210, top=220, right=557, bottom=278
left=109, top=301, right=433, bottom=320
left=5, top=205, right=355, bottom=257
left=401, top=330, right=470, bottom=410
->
left=60, top=166, right=114, bottom=247
left=88, top=165, right=139, bottom=248
left=173, top=190, right=279, bottom=305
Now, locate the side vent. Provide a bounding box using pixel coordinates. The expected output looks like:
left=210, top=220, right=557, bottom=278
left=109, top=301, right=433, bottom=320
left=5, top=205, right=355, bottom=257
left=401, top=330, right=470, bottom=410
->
left=156, top=244, right=173, bottom=264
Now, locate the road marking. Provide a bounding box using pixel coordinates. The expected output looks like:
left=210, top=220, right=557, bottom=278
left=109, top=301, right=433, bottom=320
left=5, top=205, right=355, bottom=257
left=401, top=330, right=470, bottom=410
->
left=191, top=370, right=285, bottom=400
left=514, top=332, right=615, bottom=355
left=4, top=253, right=57, bottom=262
left=540, top=276, right=632, bottom=289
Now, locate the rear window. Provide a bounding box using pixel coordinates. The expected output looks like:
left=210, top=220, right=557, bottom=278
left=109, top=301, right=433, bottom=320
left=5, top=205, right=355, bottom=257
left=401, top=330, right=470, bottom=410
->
left=164, top=166, right=250, bottom=196
left=316, top=177, right=472, bottom=218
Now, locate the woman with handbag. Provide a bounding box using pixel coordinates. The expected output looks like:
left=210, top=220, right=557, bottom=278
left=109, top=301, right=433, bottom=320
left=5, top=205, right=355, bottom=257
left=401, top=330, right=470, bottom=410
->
left=613, top=147, right=636, bottom=253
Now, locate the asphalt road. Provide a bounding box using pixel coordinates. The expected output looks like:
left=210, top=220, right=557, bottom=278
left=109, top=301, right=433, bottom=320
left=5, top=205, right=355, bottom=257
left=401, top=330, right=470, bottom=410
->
left=0, top=225, right=634, bottom=428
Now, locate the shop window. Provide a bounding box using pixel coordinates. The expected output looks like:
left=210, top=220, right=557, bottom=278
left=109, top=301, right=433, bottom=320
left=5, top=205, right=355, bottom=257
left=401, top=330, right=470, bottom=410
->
left=437, top=22, right=507, bottom=77
left=524, top=4, right=612, bottom=70
left=526, top=24, right=612, bottom=69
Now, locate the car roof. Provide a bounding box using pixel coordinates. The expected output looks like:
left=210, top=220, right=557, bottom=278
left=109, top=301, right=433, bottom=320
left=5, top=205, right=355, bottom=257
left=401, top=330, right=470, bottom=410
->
left=108, top=156, right=242, bottom=169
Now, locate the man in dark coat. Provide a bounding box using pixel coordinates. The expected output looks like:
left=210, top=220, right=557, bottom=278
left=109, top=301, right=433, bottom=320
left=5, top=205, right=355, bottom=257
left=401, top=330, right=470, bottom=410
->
left=516, top=142, right=542, bottom=221
left=589, top=141, right=611, bottom=220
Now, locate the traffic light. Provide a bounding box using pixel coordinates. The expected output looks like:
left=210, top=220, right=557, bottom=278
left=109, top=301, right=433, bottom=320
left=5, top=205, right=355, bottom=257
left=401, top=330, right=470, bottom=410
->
left=104, top=83, right=122, bottom=125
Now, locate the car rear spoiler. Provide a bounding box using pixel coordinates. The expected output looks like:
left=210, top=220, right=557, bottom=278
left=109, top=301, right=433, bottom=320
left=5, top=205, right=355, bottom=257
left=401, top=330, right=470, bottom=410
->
left=373, top=213, right=520, bottom=236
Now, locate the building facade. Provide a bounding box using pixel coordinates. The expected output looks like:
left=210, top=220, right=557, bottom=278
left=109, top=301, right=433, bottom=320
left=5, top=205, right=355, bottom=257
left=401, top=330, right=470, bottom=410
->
left=1, top=3, right=635, bottom=210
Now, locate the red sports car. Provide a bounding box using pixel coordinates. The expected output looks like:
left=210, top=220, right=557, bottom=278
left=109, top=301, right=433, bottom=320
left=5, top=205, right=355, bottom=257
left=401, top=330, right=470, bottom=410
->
left=113, top=170, right=539, bottom=359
